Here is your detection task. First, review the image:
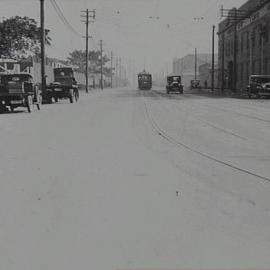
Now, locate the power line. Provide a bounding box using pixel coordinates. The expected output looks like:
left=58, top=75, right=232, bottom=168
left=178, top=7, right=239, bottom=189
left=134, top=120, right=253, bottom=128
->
left=50, top=0, right=82, bottom=38
left=50, top=0, right=81, bottom=37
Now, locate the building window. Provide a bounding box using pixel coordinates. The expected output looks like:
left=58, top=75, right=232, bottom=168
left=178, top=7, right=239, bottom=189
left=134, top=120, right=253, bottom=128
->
left=264, top=58, right=268, bottom=74
left=241, top=33, right=244, bottom=54
left=226, top=40, right=230, bottom=56
left=252, top=27, right=256, bottom=48
left=246, top=61, right=250, bottom=80
left=231, top=39, right=234, bottom=55
left=240, top=63, right=244, bottom=81
left=252, top=61, right=255, bottom=74
left=6, top=63, right=14, bottom=70
left=264, top=20, right=269, bottom=43
left=246, top=31, right=250, bottom=50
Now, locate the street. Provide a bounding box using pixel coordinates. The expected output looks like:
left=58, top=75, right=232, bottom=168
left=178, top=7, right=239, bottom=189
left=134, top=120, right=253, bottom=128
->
left=1, top=87, right=270, bottom=269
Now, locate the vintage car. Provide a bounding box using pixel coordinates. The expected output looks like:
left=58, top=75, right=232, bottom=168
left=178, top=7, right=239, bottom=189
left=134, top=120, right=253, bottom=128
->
left=166, top=75, right=183, bottom=94
left=245, top=75, right=270, bottom=98
left=190, top=79, right=201, bottom=90
left=0, top=73, right=41, bottom=113
left=44, top=67, right=79, bottom=103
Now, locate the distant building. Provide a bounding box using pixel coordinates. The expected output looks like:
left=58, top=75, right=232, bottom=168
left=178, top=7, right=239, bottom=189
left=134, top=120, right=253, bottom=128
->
left=218, top=0, right=270, bottom=91
left=199, top=63, right=218, bottom=89
left=173, top=54, right=217, bottom=88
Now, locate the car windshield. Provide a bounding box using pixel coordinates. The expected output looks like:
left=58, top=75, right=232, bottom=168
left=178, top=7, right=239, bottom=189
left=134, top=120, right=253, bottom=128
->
left=54, top=68, right=74, bottom=78
left=138, top=75, right=151, bottom=80
left=251, top=77, right=270, bottom=84
left=168, top=76, right=181, bottom=82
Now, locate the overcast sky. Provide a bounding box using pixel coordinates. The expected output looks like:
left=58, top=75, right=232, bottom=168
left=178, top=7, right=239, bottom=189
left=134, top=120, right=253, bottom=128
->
left=0, top=0, right=247, bottom=74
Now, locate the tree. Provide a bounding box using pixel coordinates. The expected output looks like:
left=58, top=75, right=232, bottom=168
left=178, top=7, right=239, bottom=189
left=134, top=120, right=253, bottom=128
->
left=67, top=49, right=111, bottom=75
left=0, top=16, right=51, bottom=59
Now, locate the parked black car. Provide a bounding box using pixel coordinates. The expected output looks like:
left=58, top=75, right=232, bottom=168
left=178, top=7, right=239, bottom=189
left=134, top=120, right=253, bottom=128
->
left=44, top=67, right=79, bottom=103
left=245, top=75, right=270, bottom=98
left=0, top=73, right=41, bottom=113
left=166, top=76, right=183, bottom=94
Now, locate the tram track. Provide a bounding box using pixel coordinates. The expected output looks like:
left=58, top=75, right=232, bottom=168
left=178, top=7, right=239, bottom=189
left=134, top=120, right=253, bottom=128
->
left=186, top=93, right=270, bottom=124
left=141, top=90, right=270, bottom=183
left=152, top=89, right=270, bottom=151
left=152, top=90, right=249, bottom=141
left=154, top=89, right=270, bottom=124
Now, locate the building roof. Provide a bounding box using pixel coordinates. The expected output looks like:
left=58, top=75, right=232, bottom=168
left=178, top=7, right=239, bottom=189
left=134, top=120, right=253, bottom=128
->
left=218, top=0, right=269, bottom=33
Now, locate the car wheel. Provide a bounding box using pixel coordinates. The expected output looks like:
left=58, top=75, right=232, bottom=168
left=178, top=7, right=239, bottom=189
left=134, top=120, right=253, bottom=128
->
left=69, top=89, right=74, bottom=103
left=26, top=96, right=32, bottom=113
left=36, top=94, right=42, bottom=110
left=74, top=89, right=79, bottom=102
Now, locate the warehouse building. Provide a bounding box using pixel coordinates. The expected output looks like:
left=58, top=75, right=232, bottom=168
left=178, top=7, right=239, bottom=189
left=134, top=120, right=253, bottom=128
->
left=218, top=0, right=270, bottom=91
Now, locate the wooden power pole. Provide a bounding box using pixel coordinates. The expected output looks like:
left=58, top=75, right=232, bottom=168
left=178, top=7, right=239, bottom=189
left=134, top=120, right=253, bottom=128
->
left=194, top=48, right=197, bottom=80
left=211, top=25, right=215, bottom=92
left=111, top=51, right=113, bottom=88
left=81, top=9, right=96, bottom=93
left=40, top=0, right=46, bottom=94
left=100, top=40, right=103, bottom=90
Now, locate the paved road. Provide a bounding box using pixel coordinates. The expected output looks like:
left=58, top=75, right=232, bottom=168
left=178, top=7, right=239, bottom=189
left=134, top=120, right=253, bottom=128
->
left=1, top=87, right=270, bottom=269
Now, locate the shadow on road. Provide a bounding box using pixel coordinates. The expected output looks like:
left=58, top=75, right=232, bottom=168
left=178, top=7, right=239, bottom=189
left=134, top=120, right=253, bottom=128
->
left=0, top=109, right=28, bottom=115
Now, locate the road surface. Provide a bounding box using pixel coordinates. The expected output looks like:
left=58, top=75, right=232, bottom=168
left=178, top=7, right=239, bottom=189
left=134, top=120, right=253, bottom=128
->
left=1, top=87, right=270, bottom=269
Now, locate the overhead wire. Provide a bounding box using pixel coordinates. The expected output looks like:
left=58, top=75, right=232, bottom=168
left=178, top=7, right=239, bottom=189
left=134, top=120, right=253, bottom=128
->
left=50, top=0, right=101, bottom=54
left=49, top=0, right=83, bottom=38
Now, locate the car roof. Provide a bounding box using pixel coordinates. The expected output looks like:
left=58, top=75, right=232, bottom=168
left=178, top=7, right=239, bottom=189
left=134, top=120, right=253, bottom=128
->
left=54, top=67, right=73, bottom=71
left=138, top=72, right=151, bottom=75
left=250, top=75, right=270, bottom=78
left=1, top=73, right=32, bottom=78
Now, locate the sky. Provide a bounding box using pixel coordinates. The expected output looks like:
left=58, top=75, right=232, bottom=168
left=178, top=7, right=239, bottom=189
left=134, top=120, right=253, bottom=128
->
left=0, top=0, right=247, bottom=75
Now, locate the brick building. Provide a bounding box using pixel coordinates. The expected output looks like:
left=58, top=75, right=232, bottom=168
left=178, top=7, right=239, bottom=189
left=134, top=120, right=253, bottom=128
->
left=218, top=0, right=270, bottom=91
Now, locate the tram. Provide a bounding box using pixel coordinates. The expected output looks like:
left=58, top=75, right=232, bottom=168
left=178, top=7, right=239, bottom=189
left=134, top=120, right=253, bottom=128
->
left=138, top=71, right=152, bottom=90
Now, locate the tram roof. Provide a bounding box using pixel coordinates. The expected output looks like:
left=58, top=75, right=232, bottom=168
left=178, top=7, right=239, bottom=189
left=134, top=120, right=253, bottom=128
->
left=138, top=71, right=151, bottom=76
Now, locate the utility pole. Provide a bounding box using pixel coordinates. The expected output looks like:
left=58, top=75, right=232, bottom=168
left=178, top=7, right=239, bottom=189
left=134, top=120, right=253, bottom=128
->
left=211, top=25, right=215, bottom=93
left=85, top=9, right=89, bottom=93
left=260, top=23, right=267, bottom=74
left=221, top=33, right=225, bottom=93
left=181, top=58, right=184, bottom=77
left=261, top=34, right=264, bottom=74
left=233, top=9, right=237, bottom=92
left=100, top=40, right=103, bottom=90
left=194, top=48, right=197, bottom=80
left=119, top=57, right=122, bottom=87
left=81, top=9, right=96, bottom=93
left=110, top=51, right=113, bottom=88
left=115, top=57, right=118, bottom=88
left=40, top=0, right=46, bottom=94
